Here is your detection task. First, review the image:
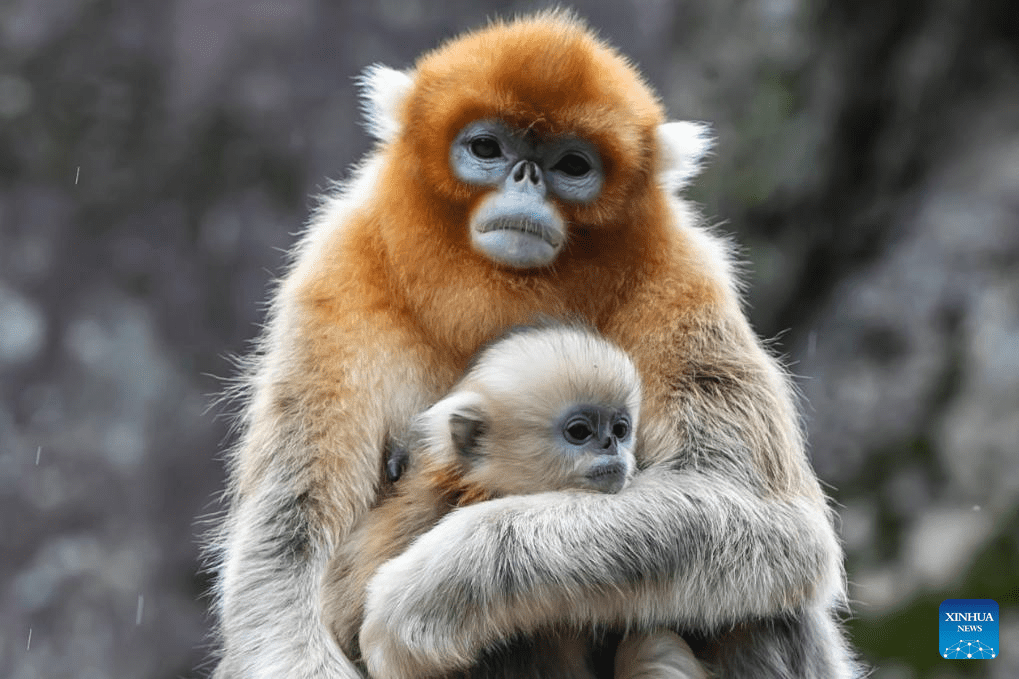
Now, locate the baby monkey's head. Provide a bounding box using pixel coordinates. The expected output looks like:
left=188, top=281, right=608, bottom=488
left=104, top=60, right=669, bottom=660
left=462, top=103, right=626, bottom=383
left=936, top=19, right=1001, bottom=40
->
left=412, top=324, right=641, bottom=496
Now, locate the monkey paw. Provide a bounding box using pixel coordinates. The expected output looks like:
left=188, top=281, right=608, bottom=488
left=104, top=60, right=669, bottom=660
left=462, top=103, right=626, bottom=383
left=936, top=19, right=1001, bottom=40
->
left=359, top=507, right=497, bottom=679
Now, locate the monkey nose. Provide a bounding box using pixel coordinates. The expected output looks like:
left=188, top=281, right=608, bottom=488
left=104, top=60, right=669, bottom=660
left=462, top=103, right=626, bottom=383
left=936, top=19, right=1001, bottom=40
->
left=511, top=160, right=543, bottom=187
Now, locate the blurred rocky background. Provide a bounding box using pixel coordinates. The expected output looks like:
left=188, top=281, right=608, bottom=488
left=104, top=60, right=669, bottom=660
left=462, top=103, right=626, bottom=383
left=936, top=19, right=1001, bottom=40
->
left=1, top=0, right=1016, bottom=677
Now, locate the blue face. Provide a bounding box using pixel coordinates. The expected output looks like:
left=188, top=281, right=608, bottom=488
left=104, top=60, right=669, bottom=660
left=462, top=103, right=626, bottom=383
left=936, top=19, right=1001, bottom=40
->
left=556, top=404, right=632, bottom=494
left=450, top=119, right=605, bottom=269
left=451, top=119, right=604, bottom=203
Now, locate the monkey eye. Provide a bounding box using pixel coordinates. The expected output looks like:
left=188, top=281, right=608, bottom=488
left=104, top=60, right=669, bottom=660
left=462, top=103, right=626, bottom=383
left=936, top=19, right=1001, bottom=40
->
left=552, top=152, right=591, bottom=177
left=612, top=418, right=630, bottom=440
left=564, top=419, right=595, bottom=444
left=469, top=136, right=503, bottom=160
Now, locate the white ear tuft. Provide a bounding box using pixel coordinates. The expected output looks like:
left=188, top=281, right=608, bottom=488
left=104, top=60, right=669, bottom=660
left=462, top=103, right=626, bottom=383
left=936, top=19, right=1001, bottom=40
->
left=357, top=64, right=414, bottom=142
left=656, top=121, right=713, bottom=192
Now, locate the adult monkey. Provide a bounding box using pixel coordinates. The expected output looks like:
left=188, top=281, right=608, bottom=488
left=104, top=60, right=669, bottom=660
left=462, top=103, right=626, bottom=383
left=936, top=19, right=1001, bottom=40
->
left=209, top=10, right=858, bottom=679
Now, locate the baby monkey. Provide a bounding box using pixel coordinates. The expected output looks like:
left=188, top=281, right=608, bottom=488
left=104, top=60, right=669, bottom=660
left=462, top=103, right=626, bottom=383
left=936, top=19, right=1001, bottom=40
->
left=323, top=324, right=707, bottom=679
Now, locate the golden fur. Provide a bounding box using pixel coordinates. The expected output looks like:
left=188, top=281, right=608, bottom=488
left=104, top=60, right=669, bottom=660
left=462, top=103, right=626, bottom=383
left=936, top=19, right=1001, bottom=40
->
left=209, top=10, right=856, bottom=679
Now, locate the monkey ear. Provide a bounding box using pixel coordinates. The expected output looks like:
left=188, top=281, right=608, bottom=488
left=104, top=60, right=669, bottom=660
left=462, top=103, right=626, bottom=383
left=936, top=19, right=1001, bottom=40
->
left=656, top=121, right=713, bottom=192
left=415, top=390, right=488, bottom=463
left=357, top=64, right=414, bottom=142
left=448, top=407, right=487, bottom=461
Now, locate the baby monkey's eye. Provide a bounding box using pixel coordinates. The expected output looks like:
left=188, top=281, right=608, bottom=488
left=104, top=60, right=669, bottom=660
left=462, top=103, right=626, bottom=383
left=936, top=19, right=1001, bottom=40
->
left=552, top=152, right=591, bottom=177
left=469, top=136, right=503, bottom=159
left=564, top=419, right=595, bottom=444
left=612, top=419, right=630, bottom=440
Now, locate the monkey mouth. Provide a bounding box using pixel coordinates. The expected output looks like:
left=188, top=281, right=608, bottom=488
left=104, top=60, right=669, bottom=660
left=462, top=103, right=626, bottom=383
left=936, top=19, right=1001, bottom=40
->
left=584, top=460, right=627, bottom=494
left=476, top=218, right=564, bottom=248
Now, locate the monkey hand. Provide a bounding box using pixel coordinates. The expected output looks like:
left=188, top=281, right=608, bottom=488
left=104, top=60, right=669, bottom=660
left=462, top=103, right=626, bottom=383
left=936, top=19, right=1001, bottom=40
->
left=359, top=498, right=542, bottom=679
left=361, top=473, right=841, bottom=678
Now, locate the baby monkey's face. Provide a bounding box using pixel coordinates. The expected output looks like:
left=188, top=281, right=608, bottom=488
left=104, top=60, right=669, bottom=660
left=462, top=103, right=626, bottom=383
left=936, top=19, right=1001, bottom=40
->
left=553, top=402, right=633, bottom=494
left=461, top=400, right=636, bottom=498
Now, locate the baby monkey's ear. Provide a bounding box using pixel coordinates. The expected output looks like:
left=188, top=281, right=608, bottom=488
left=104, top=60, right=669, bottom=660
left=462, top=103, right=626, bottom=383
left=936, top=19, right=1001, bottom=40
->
left=413, top=389, right=488, bottom=463
left=449, top=406, right=487, bottom=461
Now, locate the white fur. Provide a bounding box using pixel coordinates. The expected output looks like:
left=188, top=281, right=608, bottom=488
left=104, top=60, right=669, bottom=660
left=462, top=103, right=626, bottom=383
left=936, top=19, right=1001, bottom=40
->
left=656, top=121, right=713, bottom=192
left=360, top=470, right=848, bottom=679
left=414, top=389, right=485, bottom=459
left=466, top=327, right=642, bottom=424
left=615, top=631, right=707, bottom=679
left=214, top=494, right=362, bottom=679
left=357, top=64, right=414, bottom=142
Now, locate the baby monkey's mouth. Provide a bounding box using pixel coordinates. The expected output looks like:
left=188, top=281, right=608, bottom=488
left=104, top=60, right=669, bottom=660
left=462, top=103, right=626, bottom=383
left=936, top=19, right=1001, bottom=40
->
left=584, top=459, right=628, bottom=494
left=476, top=217, right=564, bottom=248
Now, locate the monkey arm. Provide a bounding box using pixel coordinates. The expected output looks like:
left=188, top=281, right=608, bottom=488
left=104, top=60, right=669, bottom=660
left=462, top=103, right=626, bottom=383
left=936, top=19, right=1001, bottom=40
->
left=211, top=377, right=384, bottom=679
left=359, top=470, right=841, bottom=679
left=359, top=324, right=844, bottom=679
left=323, top=472, right=456, bottom=656
left=211, top=309, right=444, bottom=679
left=212, top=472, right=365, bottom=679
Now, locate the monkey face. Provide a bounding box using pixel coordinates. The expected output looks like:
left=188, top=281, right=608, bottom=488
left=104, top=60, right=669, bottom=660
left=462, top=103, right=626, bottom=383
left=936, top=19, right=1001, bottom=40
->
left=554, top=403, right=633, bottom=494
left=435, top=399, right=635, bottom=498
left=464, top=399, right=636, bottom=496
left=450, top=119, right=604, bottom=269
left=409, top=326, right=641, bottom=499
left=371, top=12, right=670, bottom=282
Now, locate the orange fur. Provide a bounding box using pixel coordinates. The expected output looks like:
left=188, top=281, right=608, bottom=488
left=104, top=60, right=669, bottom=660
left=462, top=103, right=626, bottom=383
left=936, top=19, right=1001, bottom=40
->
left=354, top=12, right=723, bottom=366
left=212, top=11, right=842, bottom=679
left=258, top=12, right=733, bottom=517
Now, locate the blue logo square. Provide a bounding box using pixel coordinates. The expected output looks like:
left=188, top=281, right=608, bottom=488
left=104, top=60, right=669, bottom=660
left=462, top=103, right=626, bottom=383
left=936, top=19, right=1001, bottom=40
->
left=939, top=599, right=999, bottom=660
